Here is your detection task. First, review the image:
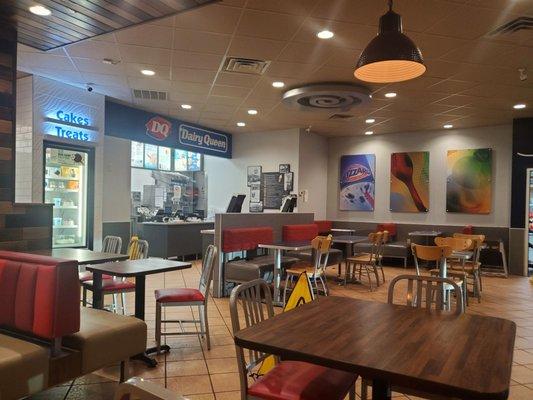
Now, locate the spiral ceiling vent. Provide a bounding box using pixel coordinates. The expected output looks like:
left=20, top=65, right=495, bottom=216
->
left=282, top=83, right=372, bottom=111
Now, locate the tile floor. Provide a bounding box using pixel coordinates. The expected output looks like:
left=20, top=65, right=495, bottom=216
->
left=29, top=261, right=533, bottom=400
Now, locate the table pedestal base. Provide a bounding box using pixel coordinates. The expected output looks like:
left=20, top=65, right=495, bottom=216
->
left=132, top=352, right=158, bottom=368
left=372, top=379, right=391, bottom=400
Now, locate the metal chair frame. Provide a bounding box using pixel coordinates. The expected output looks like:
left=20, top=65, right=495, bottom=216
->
left=283, top=235, right=331, bottom=304
left=155, top=245, right=218, bottom=352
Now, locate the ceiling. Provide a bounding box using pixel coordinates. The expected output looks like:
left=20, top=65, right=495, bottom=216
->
left=6, top=0, right=216, bottom=50
left=15, top=0, right=533, bottom=137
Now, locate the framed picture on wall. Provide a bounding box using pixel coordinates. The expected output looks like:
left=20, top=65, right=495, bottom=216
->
left=339, top=154, right=376, bottom=211
left=446, top=148, right=492, bottom=214
left=247, top=166, right=262, bottom=186
left=279, top=164, right=290, bottom=173
left=390, top=151, right=429, bottom=212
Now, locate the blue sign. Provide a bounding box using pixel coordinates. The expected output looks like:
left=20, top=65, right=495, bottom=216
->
left=105, top=101, right=232, bottom=158
left=44, top=110, right=98, bottom=142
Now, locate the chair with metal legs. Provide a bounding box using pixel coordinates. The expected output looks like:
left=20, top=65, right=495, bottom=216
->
left=154, top=244, right=218, bottom=352
left=283, top=235, right=332, bottom=303
left=230, top=279, right=357, bottom=400
left=345, top=232, right=383, bottom=290
left=80, top=235, right=122, bottom=306
left=82, top=237, right=148, bottom=314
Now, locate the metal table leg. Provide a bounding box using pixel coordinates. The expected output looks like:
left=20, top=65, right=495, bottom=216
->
left=372, top=379, right=391, bottom=400
left=272, top=249, right=283, bottom=306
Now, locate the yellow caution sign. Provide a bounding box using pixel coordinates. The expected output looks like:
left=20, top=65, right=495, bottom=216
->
left=254, top=273, right=315, bottom=377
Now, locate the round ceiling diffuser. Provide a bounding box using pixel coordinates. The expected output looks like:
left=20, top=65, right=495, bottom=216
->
left=282, top=83, right=372, bottom=112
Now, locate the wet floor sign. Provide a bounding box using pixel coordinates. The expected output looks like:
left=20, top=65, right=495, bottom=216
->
left=255, top=272, right=315, bottom=377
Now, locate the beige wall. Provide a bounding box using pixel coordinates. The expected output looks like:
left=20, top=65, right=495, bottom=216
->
left=326, top=124, right=512, bottom=227
left=298, top=130, right=328, bottom=220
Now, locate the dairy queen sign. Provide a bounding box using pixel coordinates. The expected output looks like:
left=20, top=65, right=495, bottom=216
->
left=105, top=101, right=232, bottom=158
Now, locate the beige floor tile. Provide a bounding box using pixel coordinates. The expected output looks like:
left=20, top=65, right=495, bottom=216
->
left=165, top=375, right=212, bottom=395
left=214, top=391, right=241, bottom=400
left=166, top=359, right=209, bottom=377
left=209, top=373, right=241, bottom=393
left=206, top=358, right=239, bottom=374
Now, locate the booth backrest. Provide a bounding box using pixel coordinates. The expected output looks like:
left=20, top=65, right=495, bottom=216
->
left=377, top=223, right=397, bottom=241
left=0, top=251, right=80, bottom=340
left=283, top=224, right=319, bottom=242
left=314, top=220, right=332, bottom=234
left=462, top=225, right=474, bottom=234
left=222, top=227, right=273, bottom=253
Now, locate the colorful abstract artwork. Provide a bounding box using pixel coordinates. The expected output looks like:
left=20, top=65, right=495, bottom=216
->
left=446, top=148, right=492, bottom=214
left=339, top=154, right=375, bottom=211
left=390, top=151, right=429, bottom=212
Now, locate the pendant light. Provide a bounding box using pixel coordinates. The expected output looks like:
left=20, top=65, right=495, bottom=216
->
left=354, top=0, right=425, bottom=83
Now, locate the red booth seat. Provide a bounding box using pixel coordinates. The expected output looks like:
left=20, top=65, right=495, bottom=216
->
left=222, top=227, right=273, bottom=253
left=314, top=220, right=332, bottom=234
left=283, top=224, right=319, bottom=242
left=377, top=223, right=397, bottom=241
left=0, top=251, right=80, bottom=340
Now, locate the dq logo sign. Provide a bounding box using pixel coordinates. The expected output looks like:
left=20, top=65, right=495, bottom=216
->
left=145, top=116, right=172, bottom=141
left=343, top=164, right=371, bottom=183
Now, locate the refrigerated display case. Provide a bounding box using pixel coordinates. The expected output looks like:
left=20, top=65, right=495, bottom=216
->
left=44, top=143, right=93, bottom=248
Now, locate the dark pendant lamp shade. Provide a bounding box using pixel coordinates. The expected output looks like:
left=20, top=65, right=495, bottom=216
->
left=354, top=0, right=425, bottom=83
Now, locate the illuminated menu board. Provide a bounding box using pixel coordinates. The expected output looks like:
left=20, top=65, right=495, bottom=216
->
left=188, top=152, right=201, bottom=171
left=158, top=146, right=171, bottom=171
left=174, top=150, right=188, bottom=171
left=131, top=141, right=144, bottom=167
left=144, top=144, right=158, bottom=169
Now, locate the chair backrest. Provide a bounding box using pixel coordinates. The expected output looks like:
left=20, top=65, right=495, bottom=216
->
left=282, top=224, right=319, bottom=242
left=452, top=233, right=485, bottom=261
left=363, top=231, right=383, bottom=262
left=314, top=220, right=332, bottom=234
left=230, top=279, right=275, bottom=399
left=411, top=244, right=452, bottom=275
left=310, top=235, right=332, bottom=275
left=102, top=235, right=122, bottom=254
left=388, top=274, right=464, bottom=315
left=128, top=237, right=149, bottom=260
left=199, top=245, right=218, bottom=300
left=0, top=251, right=80, bottom=342
left=434, top=237, right=472, bottom=252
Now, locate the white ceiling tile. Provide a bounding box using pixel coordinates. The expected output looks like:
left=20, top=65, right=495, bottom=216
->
left=65, top=40, right=121, bottom=60
left=170, top=67, right=217, bottom=83
left=18, top=52, right=75, bottom=71
left=171, top=51, right=223, bottom=70
left=236, top=10, right=305, bottom=41
left=227, top=36, right=287, bottom=60
left=115, top=24, right=174, bottom=49
left=117, top=45, right=172, bottom=65
left=173, top=29, right=231, bottom=54
left=174, top=5, right=242, bottom=34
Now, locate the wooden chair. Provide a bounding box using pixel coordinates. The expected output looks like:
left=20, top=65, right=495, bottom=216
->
left=411, top=244, right=466, bottom=308
left=361, top=274, right=464, bottom=400
left=345, top=232, right=383, bottom=290
left=451, top=233, right=485, bottom=302
left=155, top=244, right=217, bottom=351
left=229, top=279, right=356, bottom=400
left=283, top=235, right=332, bottom=303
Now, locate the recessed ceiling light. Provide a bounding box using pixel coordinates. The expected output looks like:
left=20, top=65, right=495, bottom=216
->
left=272, top=81, right=285, bottom=88
left=443, top=124, right=453, bottom=129
left=247, top=109, right=258, bottom=115
left=237, top=122, right=246, bottom=127
left=384, top=92, right=397, bottom=98
left=365, top=131, right=374, bottom=135
left=141, top=69, right=155, bottom=76
left=29, top=5, right=51, bottom=16
left=514, top=103, right=526, bottom=109
left=317, top=30, right=334, bottom=39
left=181, top=104, right=192, bottom=110
left=365, top=118, right=375, bottom=124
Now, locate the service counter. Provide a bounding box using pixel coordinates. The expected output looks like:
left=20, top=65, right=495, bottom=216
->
left=138, top=221, right=214, bottom=259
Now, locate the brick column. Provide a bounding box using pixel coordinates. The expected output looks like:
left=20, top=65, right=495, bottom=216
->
left=0, top=10, right=52, bottom=251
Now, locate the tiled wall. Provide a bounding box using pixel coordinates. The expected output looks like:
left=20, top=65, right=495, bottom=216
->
left=15, top=75, right=33, bottom=203
left=0, top=21, right=52, bottom=251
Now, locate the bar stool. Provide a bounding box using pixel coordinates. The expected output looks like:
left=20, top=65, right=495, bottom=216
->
left=154, top=244, right=218, bottom=351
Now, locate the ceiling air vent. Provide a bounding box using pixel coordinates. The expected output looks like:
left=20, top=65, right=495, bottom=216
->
left=132, top=89, right=168, bottom=101
left=329, top=114, right=356, bottom=120
left=282, top=83, right=372, bottom=112
left=223, top=57, right=270, bottom=75
left=489, top=17, right=533, bottom=36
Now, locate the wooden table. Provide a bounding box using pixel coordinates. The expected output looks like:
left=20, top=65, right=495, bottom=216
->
left=258, top=241, right=312, bottom=306
left=87, top=258, right=191, bottom=367
left=234, top=297, right=515, bottom=400
left=29, top=248, right=129, bottom=264
left=331, top=228, right=356, bottom=235
left=408, top=230, right=443, bottom=245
